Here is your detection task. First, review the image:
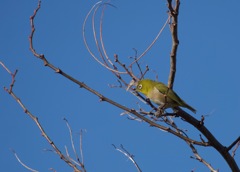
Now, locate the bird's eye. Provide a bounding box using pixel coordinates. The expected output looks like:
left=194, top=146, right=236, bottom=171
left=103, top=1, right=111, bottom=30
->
left=138, top=84, right=142, bottom=90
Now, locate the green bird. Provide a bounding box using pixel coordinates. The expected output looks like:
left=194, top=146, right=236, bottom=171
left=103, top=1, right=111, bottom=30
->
left=136, top=79, right=196, bottom=113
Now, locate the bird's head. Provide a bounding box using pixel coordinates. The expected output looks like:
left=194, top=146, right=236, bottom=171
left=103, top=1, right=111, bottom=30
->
left=136, top=79, right=154, bottom=96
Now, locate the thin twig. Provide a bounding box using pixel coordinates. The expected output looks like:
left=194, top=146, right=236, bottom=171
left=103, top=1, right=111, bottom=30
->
left=29, top=0, right=42, bottom=58
left=188, top=143, right=218, bottom=172
left=63, top=119, right=86, bottom=171
left=232, top=141, right=240, bottom=158
left=131, top=48, right=144, bottom=77
left=64, top=119, right=81, bottom=165
left=64, top=146, right=82, bottom=167
left=0, top=61, right=12, bottom=74
left=10, top=149, right=38, bottom=172
left=227, top=136, right=240, bottom=151
left=114, top=54, right=138, bottom=81
left=130, top=16, right=170, bottom=66
left=65, top=146, right=70, bottom=158
left=139, top=65, right=149, bottom=80
left=99, top=2, right=116, bottom=66
left=92, top=3, right=108, bottom=65
left=79, top=129, right=85, bottom=165
left=1, top=61, right=18, bottom=93
left=113, top=144, right=142, bottom=172
left=6, top=83, right=82, bottom=172
left=83, top=1, right=126, bottom=74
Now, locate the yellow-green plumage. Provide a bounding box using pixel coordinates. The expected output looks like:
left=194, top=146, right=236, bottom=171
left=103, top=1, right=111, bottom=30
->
left=136, top=79, right=196, bottom=113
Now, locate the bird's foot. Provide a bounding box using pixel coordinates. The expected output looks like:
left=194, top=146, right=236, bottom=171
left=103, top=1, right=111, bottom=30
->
left=155, top=106, right=166, bottom=118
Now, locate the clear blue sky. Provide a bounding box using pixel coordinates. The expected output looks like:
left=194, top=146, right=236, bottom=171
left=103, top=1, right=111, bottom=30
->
left=1, top=0, right=240, bottom=171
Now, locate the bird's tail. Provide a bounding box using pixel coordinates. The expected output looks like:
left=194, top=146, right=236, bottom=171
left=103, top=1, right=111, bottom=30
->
left=184, top=104, right=196, bottom=114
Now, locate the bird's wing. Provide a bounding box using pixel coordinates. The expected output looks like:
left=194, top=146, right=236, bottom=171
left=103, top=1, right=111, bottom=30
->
left=154, top=82, right=168, bottom=94
left=154, top=82, right=183, bottom=104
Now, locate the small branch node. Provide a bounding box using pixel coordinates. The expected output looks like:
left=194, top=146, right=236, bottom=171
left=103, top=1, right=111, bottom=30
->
left=55, top=68, right=62, bottom=73
left=130, top=109, right=136, bottom=113
left=200, top=115, right=205, bottom=125
left=114, top=54, right=118, bottom=62
left=24, top=109, right=28, bottom=113
left=99, top=96, right=105, bottom=102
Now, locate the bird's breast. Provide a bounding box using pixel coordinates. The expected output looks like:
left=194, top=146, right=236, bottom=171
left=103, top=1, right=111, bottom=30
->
left=147, top=87, right=167, bottom=105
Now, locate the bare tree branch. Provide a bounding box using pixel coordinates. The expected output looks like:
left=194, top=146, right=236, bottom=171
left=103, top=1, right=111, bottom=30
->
left=167, top=0, right=180, bottom=89
left=2, top=64, right=83, bottom=172
left=27, top=0, right=208, bottom=149
left=3, top=0, right=237, bottom=171
left=175, top=107, right=239, bottom=172
left=165, top=2, right=239, bottom=171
